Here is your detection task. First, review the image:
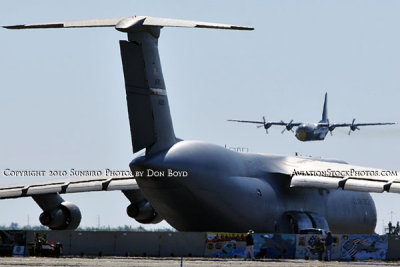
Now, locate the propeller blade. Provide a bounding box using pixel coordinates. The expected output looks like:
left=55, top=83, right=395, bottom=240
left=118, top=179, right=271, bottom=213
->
left=286, top=119, right=294, bottom=131
left=262, top=116, right=268, bottom=133
left=281, top=128, right=286, bottom=134
left=330, top=131, right=333, bottom=136
left=348, top=129, right=351, bottom=135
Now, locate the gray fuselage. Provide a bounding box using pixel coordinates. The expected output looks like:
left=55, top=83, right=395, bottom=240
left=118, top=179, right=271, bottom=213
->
left=131, top=140, right=376, bottom=234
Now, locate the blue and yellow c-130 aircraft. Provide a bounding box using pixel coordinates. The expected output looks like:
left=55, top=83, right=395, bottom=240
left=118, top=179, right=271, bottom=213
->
left=228, top=93, right=396, bottom=142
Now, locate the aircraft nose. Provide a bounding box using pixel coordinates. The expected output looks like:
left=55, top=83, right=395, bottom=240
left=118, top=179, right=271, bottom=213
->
left=296, top=129, right=307, bottom=141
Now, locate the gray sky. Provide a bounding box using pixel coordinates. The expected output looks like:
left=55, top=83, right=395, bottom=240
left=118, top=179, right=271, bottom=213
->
left=0, top=1, right=399, bottom=233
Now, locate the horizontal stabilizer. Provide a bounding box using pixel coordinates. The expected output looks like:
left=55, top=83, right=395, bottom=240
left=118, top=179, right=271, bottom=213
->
left=141, top=16, right=253, bottom=30
left=3, top=16, right=254, bottom=32
left=3, top=17, right=124, bottom=29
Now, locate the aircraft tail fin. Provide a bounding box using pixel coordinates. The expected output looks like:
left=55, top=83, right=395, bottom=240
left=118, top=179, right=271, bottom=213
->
left=321, top=92, right=328, bottom=123
left=118, top=18, right=252, bottom=156
left=119, top=35, right=176, bottom=156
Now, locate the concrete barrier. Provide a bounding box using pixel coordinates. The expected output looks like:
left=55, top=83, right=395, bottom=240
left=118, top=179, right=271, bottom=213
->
left=114, top=232, right=160, bottom=256
left=386, top=235, right=400, bottom=260
left=25, top=230, right=205, bottom=257
left=159, top=232, right=205, bottom=257
left=295, top=234, right=341, bottom=260
left=20, top=230, right=400, bottom=260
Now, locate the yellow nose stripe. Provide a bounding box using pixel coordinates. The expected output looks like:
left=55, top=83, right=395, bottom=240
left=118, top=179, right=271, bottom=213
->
left=297, top=130, right=307, bottom=141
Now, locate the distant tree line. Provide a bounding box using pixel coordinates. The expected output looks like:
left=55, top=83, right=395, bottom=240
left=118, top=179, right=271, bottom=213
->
left=0, top=222, right=175, bottom=232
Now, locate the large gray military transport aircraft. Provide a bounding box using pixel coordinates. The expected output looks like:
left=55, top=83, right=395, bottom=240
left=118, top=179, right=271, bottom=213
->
left=1, top=16, right=399, bottom=234
left=229, top=93, right=396, bottom=141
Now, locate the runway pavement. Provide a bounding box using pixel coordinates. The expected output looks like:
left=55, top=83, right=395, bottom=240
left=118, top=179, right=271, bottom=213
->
left=1, top=257, right=399, bottom=267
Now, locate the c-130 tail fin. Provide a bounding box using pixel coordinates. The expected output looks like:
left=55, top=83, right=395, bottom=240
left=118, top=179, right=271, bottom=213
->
left=321, top=92, right=328, bottom=123
left=4, top=16, right=253, bottom=156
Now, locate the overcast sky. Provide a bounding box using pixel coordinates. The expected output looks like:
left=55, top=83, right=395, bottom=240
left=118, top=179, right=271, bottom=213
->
left=0, top=1, right=399, bottom=233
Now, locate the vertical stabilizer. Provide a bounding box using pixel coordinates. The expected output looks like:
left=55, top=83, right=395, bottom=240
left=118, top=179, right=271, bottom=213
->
left=120, top=29, right=176, bottom=156
left=321, top=92, right=328, bottom=123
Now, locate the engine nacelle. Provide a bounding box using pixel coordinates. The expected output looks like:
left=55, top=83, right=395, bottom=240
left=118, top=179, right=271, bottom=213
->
left=126, top=201, right=162, bottom=224
left=39, top=201, right=81, bottom=230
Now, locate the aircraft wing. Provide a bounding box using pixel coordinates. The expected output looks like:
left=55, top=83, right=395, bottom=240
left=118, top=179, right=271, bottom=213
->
left=0, top=176, right=137, bottom=199
left=228, top=119, right=264, bottom=124
left=227, top=119, right=287, bottom=125
left=354, top=122, right=396, bottom=127
left=228, top=119, right=302, bottom=126
left=331, top=122, right=396, bottom=127
left=289, top=159, right=399, bottom=193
